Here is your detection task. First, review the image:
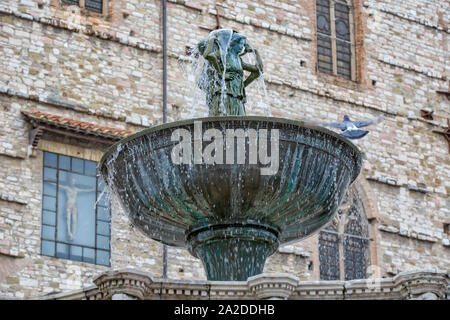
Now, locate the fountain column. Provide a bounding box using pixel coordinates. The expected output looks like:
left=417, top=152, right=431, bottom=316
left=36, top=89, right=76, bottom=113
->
left=187, top=223, right=280, bottom=281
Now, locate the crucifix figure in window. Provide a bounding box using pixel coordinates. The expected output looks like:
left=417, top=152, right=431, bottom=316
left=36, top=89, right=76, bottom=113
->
left=60, top=176, right=95, bottom=240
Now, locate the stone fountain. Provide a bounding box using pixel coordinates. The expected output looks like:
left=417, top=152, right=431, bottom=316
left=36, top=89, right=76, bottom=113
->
left=99, top=30, right=362, bottom=281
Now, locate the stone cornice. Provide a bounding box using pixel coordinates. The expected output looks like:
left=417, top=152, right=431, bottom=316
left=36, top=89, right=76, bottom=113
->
left=365, top=2, right=449, bottom=34
left=47, top=270, right=449, bottom=300
left=0, top=6, right=161, bottom=54
left=166, top=0, right=312, bottom=42
left=376, top=56, right=447, bottom=81
left=294, top=280, right=346, bottom=299
left=377, top=224, right=446, bottom=245
left=0, top=86, right=149, bottom=129
left=366, top=175, right=447, bottom=198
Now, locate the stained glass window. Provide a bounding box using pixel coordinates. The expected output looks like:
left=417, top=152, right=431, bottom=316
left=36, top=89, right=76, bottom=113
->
left=41, top=151, right=110, bottom=266
left=316, top=0, right=355, bottom=80
left=319, top=187, right=370, bottom=280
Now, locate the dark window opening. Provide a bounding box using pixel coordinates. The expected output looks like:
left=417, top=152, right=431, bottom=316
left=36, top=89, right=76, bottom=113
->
left=316, top=0, right=355, bottom=80
left=62, top=0, right=103, bottom=14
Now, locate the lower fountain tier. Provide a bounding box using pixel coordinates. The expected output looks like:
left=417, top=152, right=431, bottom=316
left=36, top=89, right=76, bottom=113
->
left=100, top=116, right=362, bottom=281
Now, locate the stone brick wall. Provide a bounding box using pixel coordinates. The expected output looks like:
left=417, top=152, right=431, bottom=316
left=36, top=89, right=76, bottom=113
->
left=0, top=0, right=448, bottom=298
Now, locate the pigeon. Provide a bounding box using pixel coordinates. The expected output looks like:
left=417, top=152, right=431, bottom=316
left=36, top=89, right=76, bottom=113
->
left=321, top=115, right=383, bottom=140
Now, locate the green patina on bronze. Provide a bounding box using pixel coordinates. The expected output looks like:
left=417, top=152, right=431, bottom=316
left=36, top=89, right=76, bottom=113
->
left=99, top=31, right=362, bottom=281
left=100, top=116, right=362, bottom=281
left=196, top=30, right=263, bottom=116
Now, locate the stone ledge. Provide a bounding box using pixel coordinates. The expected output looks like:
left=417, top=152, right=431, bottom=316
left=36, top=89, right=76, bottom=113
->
left=0, top=6, right=161, bottom=54
left=166, top=0, right=312, bottom=41
left=292, top=281, right=345, bottom=300
left=209, top=281, right=249, bottom=300
left=377, top=56, right=446, bottom=81
left=277, top=246, right=310, bottom=258
left=0, top=193, right=28, bottom=205
left=378, top=224, right=439, bottom=243
left=366, top=176, right=447, bottom=197
left=43, top=270, right=449, bottom=300
left=0, top=87, right=151, bottom=129
left=366, top=3, right=449, bottom=33
left=264, top=76, right=399, bottom=117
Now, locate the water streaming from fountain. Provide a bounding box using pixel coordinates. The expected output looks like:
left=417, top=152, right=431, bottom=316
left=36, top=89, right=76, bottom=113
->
left=181, top=29, right=271, bottom=118
left=99, top=30, right=362, bottom=281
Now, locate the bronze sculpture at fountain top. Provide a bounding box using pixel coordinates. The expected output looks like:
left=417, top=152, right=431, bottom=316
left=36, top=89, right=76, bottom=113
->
left=196, top=30, right=263, bottom=116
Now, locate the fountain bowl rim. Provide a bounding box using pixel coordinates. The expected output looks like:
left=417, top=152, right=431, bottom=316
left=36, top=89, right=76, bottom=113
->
left=99, top=115, right=361, bottom=175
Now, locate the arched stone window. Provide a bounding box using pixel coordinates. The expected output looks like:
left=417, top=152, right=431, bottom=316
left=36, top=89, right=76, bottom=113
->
left=316, top=0, right=356, bottom=80
left=318, top=186, right=370, bottom=280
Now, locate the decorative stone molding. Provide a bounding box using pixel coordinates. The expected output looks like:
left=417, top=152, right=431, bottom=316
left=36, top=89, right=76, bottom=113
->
left=293, top=281, right=345, bottom=300
left=395, top=271, right=448, bottom=300
left=247, top=273, right=299, bottom=300
left=210, top=281, right=250, bottom=300
left=84, top=286, right=104, bottom=300
left=43, top=270, right=449, bottom=300
left=93, top=269, right=153, bottom=300
left=345, top=277, right=401, bottom=300
left=158, top=279, right=210, bottom=300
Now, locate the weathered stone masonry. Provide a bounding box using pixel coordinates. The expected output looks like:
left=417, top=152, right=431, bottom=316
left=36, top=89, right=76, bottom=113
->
left=0, top=0, right=448, bottom=298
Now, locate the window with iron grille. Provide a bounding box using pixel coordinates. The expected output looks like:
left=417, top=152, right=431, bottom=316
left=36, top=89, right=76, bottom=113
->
left=318, top=187, right=370, bottom=280
left=41, top=151, right=111, bottom=266
left=316, top=0, right=356, bottom=80
left=61, top=0, right=104, bottom=14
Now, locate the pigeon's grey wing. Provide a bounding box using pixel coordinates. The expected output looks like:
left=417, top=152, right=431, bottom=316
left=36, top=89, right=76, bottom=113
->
left=321, top=122, right=348, bottom=130
left=341, top=129, right=369, bottom=140
left=353, top=117, right=382, bottom=128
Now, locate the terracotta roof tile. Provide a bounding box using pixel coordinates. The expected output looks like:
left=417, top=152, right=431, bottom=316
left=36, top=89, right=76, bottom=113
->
left=22, top=109, right=133, bottom=141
